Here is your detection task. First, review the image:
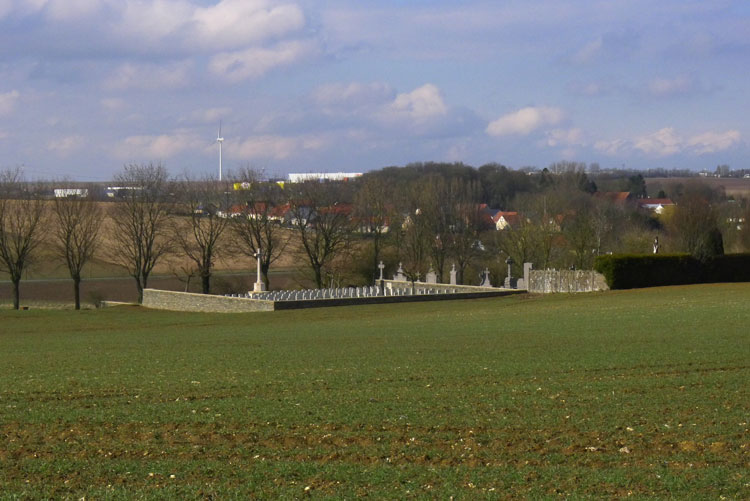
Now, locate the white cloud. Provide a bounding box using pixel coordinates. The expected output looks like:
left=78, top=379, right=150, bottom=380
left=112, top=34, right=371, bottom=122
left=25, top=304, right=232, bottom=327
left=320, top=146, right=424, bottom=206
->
left=634, top=127, right=682, bottom=156
left=234, top=134, right=328, bottom=161
left=114, top=0, right=194, bottom=44
left=100, top=97, right=126, bottom=111
left=648, top=76, right=694, bottom=97
left=486, top=106, right=564, bottom=136
left=568, top=81, right=609, bottom=97
left=0, top=0, right=16, bottom=19
left=0, top=89, right=20, bottom=115
left=43, top=0, right=102, bottom=21
left=594, top=138, right=629, bottom=156
left=313, top=82, right=394, bottom=109
left=571, top=38, right=603, bottom=65
left=46, top=135, right=85, bottom=156
left=4, top=0, right=307, bottom=55
left=545, top=128, right=584, bottom=147
left=388, top=84, right=447, bottom=122
left=603, top=127, right=741, bottom=157
left=115, top=130, right=202, bottom=159
left=686, top=130, right=741, bottom=154
left=569, top=30, right=639, bottom=65
left=187, top=107, right=232, bottom=124
left=209, top=40, right=316, bottom=82
left=191, top=0, right=305, bottom=50
left=104, top=61, right=193, bottom=91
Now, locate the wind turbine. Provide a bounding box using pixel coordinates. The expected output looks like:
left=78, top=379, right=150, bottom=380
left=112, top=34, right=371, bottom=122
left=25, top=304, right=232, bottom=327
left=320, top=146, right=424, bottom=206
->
left=216, top=121, right=224, bottom=181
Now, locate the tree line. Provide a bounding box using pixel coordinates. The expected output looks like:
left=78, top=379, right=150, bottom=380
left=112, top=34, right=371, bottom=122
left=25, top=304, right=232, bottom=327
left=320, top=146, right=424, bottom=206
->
left=2, top=162, right=748, bottom=309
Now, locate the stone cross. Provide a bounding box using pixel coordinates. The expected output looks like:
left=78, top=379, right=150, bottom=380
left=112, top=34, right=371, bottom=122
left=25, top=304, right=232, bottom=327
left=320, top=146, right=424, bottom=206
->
left=378, top=261, right=385, bottom=280
left=449, top=263, right=457, bottom=285
left=253, top=247, right=267, bottom=292
left=480, top=268, right=492, bottom=287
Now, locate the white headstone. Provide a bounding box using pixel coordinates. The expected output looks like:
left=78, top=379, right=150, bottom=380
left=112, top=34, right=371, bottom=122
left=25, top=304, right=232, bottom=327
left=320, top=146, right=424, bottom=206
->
left=449, top=263, right=457, bottom=285
left=425, top=266, right=437, bottom=284
left=480, top=268, right=492, bottom=287
left=393, top=262, right=407, bottom=281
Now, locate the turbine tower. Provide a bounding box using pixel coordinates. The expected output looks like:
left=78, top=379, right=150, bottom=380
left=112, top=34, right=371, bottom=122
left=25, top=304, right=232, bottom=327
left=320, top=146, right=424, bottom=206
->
left=216, top=121, right=224, bottom=181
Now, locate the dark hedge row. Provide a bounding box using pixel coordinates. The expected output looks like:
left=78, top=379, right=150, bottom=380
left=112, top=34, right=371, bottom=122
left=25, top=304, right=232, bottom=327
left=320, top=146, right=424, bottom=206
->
left=593, top=253, right=750, bottom=289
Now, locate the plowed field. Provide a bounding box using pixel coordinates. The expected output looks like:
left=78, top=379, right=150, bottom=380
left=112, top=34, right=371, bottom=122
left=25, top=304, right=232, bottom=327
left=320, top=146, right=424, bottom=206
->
left=1, top=284, right=748, bottom=498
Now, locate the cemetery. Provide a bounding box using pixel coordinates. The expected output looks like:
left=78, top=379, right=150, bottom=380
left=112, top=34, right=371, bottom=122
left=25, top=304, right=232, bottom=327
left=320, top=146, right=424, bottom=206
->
left=141, top=262, right=525, bottom=313
left=141, top=253, right=615, bottom=312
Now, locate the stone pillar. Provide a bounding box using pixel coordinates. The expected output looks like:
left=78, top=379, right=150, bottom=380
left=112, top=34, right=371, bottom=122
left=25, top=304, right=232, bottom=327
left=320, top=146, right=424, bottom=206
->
left=253, top=248, right=266, bottom=292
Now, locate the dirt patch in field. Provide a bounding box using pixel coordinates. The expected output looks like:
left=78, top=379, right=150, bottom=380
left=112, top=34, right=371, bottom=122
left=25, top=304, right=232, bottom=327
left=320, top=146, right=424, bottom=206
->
left=646, top=177, right=750, bottom=199
left=2, top=420, right=745, bottom=467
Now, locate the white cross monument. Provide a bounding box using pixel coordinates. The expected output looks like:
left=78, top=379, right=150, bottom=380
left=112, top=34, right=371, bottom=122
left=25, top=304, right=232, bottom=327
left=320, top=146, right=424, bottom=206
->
left=253, top=248, right=267, bottom=292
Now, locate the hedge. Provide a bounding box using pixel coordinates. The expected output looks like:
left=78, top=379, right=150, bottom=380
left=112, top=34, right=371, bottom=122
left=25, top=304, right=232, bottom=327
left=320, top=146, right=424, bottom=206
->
left=593, top=253, right=750, bottom=289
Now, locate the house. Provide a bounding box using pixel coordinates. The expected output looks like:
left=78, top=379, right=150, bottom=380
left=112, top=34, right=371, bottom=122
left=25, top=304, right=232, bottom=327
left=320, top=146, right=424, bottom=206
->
left=594, top=191, right=633, bottom=205
left=636, top=198, right=675, bottom=215
left=492, top=211, right=520, bottom=230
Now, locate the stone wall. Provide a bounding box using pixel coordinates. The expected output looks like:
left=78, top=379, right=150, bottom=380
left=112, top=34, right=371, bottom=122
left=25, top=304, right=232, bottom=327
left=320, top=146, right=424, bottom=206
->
left=142, top=287, right=523, bottom=313
left=142, top=289, right=275, bottom=313
left=528, top=269, right=609, bottom=293
left=382, top=280, right=500, bottom=294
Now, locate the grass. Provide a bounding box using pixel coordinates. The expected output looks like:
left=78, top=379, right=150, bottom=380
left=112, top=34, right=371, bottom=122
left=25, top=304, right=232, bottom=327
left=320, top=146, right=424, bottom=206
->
left=1, top=284, right=749, bottom=499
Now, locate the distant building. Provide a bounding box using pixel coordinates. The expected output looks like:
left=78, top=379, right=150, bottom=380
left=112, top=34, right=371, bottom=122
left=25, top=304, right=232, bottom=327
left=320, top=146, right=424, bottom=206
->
left=594, top=192, right=633, bottom=204
left=54, top=188, right=89, bottom=198
left=636, top=198, right=675, bottom=215
left=287, top=172, right=362, bottom=183
left=492, top=211, right=520, bottom=230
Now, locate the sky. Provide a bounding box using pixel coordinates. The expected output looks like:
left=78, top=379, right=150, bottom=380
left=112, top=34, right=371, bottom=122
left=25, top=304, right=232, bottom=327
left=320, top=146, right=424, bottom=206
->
left=0, top=0, right=748, bottom=181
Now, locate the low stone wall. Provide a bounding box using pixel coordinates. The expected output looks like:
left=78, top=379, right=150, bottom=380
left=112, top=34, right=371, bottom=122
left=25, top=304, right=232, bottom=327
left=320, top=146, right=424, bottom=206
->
left=275, top=289, right=521, bottom=310
left=142, top=289, right=275, bottom=313
left=142, top=287, right=523, bottom=313
left=382, top=280, right=500, bottom=294
left=528, top=269, right=609, bottom=293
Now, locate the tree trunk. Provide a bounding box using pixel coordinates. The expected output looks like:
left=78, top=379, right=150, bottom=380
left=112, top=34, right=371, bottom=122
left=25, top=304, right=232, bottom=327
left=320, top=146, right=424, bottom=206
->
left=371, top=236, right=381, bottom=286
left=261, top=262, right=270, bottom=290
left=313, top=266, right=323, bottom=289
left=135, top=278, right=144, bottom=304
left=201, top=273, right=210, bottom=294
left=12, top=278, right=20, bottom=310
left=73, top=275, right=81, bottom=310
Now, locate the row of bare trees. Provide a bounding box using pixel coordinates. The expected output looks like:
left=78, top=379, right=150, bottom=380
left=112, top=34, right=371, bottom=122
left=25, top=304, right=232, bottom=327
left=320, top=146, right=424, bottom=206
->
left=0, top=164, right=290, bottom=308
left=3, top=163, right=748, bottom=309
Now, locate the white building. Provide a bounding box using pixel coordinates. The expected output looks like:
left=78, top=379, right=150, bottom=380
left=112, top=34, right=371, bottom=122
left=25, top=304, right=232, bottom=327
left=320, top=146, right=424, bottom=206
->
left=54, top=188, right=89, bottom=198
left=287, top=172, right=362, bottom=183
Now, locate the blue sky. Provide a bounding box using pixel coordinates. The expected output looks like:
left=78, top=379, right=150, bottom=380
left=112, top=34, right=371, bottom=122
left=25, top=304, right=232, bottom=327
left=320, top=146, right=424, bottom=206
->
left=0, top=0, right=748, bottom=180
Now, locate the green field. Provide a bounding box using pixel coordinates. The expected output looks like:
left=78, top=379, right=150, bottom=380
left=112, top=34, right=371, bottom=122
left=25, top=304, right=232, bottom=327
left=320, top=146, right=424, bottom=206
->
left=1, top=284, right=749, bottom=499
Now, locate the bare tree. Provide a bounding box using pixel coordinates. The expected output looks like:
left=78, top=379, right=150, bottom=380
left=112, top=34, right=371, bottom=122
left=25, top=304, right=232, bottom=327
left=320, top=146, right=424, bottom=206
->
left=421, top=176, right=452, bottom=282
left=446, top=179, right=485, bottom=284
left=353, top=176, right=393, bottom=284
left=108, top=163, right=172, bottom=303
left=395, top=182, right=432, bottom=283
left=51, top=191, right=103, bottom=309
left=229, top=169, right=288, bottom=290
left=172, top=175, right=231, bottom=294
left=289, top=181, right=353, bottom=288
left=0, top=168, right=47, bottom=310
left=668, top=191, right=724, bottom=260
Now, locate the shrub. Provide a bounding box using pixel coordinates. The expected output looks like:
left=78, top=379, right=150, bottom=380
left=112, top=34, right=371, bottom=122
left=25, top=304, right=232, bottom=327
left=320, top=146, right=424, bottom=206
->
left=594, top=253, right=750, bottom=289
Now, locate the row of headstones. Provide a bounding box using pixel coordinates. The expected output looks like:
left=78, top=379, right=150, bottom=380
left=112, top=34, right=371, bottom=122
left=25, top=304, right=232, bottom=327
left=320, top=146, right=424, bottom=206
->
left=225, top=285, right=460, bottom=302
left=390, top=261, right=493, bottom=287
